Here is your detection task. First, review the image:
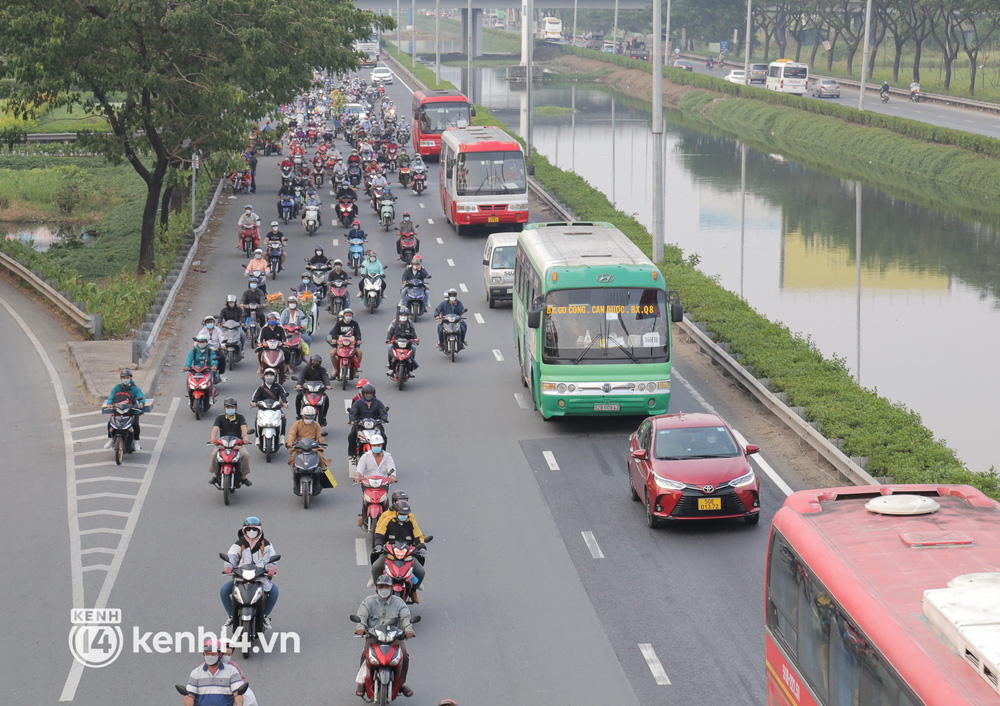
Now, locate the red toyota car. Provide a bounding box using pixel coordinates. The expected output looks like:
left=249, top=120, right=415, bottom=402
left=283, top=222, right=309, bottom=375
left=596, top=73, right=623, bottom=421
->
left=627, top=412, right=761, bottom=527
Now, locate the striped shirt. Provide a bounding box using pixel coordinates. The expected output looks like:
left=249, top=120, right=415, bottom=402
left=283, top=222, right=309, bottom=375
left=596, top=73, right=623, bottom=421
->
left=186, top=662, right=245, bottom=706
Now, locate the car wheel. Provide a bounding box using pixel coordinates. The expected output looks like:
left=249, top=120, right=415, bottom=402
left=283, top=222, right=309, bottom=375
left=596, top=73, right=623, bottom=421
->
left=645, top=490, right=660, bottom=528
left=745, top=513, right=760, bottom=525
left=629, top=471, right=640, bottom=502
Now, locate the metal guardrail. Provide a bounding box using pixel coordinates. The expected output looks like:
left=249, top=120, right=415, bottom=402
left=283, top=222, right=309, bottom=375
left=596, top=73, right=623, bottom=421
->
left=0, top=251, right=102, bottom=338
left=132, top=177, right=226, bottom=363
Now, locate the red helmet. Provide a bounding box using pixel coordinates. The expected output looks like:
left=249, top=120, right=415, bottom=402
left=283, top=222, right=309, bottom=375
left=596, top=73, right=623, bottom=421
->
left=356, top=378, right=369, bottom=389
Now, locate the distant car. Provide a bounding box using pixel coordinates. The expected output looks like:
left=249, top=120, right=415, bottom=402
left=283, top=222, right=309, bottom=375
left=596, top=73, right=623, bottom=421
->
left=370, top=67, right=393, bottom=85
left=749, top=63, right=768, bottom=84
left=672, top=59, right=694, bottom=72
left=725, top=69, right=747, bottom=85
left=602, top=42, right=615, bottom=54
left=627, top=412, right=762, bottom=527
left=494, top=20, right=505, bottom=29
left=342, top=103, right=368, bottom=123
left=812, top=77, right=841, bottom=98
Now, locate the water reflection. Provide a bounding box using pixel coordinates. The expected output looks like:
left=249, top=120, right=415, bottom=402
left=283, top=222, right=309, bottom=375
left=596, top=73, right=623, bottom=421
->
left=2, top=225, right=80, bottom=252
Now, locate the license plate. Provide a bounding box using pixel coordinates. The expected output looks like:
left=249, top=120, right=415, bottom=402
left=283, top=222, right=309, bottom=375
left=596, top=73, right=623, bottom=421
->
left=506, top=288, right=513, bottom=293
left=487, top=216, right=499, bottom=224
left=698, top=498, right=722, bottom=511
left=593, top=403, right=620, bottom=411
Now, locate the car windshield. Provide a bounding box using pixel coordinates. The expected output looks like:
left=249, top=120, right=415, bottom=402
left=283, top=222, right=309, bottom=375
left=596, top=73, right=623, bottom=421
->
left=418, top=102, right=470, bottom=134
left=456, top=151, right=526, bottom=195
left=542, top=288, right=669, bottom=364
left=654, top=426, right=740, bottom=460
left=491, top=246, right=515, bottom=268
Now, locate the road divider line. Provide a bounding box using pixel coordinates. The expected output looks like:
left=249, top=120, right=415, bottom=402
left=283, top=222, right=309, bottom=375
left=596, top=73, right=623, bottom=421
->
left=458, top=283, right=468, bottom=292
left=344, top=399, right=352, bottom=412
left=447, top=258, right=455, bottom=267
left=77, top=509, right=131, bottom=519
left=427, top=218, right=434, bottom=225
left=79, top=528, right=124, bottom=536
left=514, top=393, right=532, bottom=410
left=332, top=238, right=339, bottom=247
left=542, top=450, right=560, bottom=471
left=419, top=203, right=425, bottom=208
left=80, top=547, right=116, bottom=555
left=67, top=410, right=103, bottom=419
left=76, top=476, right=144, bottom=485
left=581, top=531, right=605, bottom=559
left=732, top=429, right=793, bottom=497
left=474, top=313, right=485, bottom=324
left=492, top=349, right=504, bottom=361
left=77, top=492, right=139, bottom=502
left=436, top=237, right=444, bottom=245
left=81, top=565, right=111, bottom=573
left=638, top=644, right=672, bottom=685
left=356, top=538, right=368, bottom=566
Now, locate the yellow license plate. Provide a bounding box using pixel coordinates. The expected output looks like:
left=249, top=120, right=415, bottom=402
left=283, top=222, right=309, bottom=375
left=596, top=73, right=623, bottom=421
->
left=487, top=216, right=499, bottom=224
left=698, top=498, right=722, bottom=511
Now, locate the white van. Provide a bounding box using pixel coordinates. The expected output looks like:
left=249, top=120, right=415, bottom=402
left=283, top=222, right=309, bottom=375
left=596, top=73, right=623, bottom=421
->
left=482, top=232, right=519, bottom=308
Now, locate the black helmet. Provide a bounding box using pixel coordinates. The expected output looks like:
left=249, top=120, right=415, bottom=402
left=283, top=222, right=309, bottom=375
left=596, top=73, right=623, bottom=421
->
left=394, top=499, right=411, bottom=515
left=309, top=354, right=322, bottom=365
left=390, top=489, right=408, bottom=504
left=375, top=574, right=393, bottom=588
left=361, top=382, right=375, bottom=400
left=120, top=369, right=133, bottom=379
left=223, top=397, right=238, bottom=408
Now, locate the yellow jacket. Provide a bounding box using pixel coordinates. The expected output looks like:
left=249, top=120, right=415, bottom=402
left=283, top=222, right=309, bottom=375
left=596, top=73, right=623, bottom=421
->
left=374, top=510, right=425, bottom=545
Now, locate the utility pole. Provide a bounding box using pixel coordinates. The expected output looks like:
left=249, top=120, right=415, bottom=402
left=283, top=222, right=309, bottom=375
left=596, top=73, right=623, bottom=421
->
left=573, top=0, right=578, bottom=47
left=743, top=0, right=752, bottom=84
left=467, top=0, right=473, bottom=97
left=435, top=0, right=441, bottom=85
left=410, top=0, right=416, bottom=65
left=652, top=0, right=664, bottom=263
left=396, top=0, right=400, bottom=51
left=858, top=0, right=873, bottom=110
left=613, top=0, right=619, bottom=54
left=526, top=0, right=534, bottom=172
left=191, top=152, right=199, bottom=226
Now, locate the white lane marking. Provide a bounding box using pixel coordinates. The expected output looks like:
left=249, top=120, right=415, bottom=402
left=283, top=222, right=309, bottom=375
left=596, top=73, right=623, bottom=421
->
left=638, top=644, right=672, bottom=685
left=74, top=461, right=146, bottom=470
left=581, top=531, right=605, bottom=559
left=70, top=422, right=112, bottom=432
left=82, top=565, right=111, bottom=573
left=80, top=547, right=115, bottom=555
left=671, top=369, right=717, bottom=415
left=514, top=393, right=532, bottom=410
left=67, top=410, right=103, bottom=419
left=77, top=492, right=139, bottom=502
left=732, top=429, right=793, bottom=497
left=427, top=218, right=435, bottom=225
left=73, top=448, right=114, bottom=457
left=458, top=283, right=468, bottom=292
left=76, top=476, right=143, bottom=485
left=492, top=348, right=504, bottom=361
left=73, top=435, right=115, bottom=444
left=474, top=313, right=485, bottom=324
left=419, top=203, right=425, bottom=208
left=344, top=398, right=352, bottom=412
left=332, top=238, right=340, bottom=247
left=447, top=259, right=455, bottom=267
left=77, top=509, right=131, bottom=519
left=356, top=537, right=368, bottom=566
left=391, top=70, right=414, bottom=95
left=542, top=450, right=560, bottom=471
left=436, top=237, right=444, bottom=245
left=79, top=528, right=124, bottom=536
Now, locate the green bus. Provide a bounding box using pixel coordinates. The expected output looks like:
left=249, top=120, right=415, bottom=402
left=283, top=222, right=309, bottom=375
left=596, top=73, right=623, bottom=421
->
left=513, top=222, right=683, bottom=419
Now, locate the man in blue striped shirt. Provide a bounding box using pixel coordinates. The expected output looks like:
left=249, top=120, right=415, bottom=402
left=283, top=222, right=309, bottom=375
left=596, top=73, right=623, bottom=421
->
left=183, top=639, right=245, bottom=706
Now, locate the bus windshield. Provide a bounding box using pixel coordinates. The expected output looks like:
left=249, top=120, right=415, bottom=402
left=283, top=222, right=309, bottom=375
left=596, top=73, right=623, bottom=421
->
left=457, top=151, right=526, bottom=195
left=542, top=288, right=669, bottom=364
left=417, top=102, right=470, bottom=134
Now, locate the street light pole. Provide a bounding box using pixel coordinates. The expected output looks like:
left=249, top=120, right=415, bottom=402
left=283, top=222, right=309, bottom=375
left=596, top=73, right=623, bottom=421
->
left=435, top=0, right=441, bottom=85
left=613, top=0, right=619, bottom=54
left=573, top=0, right=578, bottom=47
left=526, top=0, right=533, bottom=172
left=396, top=0, right=400, bottom=51
left=410, top=0, right=416, bottom=65
left=858, top=0, right=873, bottom=111
left=467, top=0, right=473, bottom=97
left=652, top=0, right=664, bottom=263
left=743, top=0, right=752, bottom=84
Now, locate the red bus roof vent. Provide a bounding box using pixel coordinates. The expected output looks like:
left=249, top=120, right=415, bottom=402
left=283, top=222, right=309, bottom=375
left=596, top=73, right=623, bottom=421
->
left=865, top=494, right=940, bottom=516
left=924, top=573, right=1000, bottom=697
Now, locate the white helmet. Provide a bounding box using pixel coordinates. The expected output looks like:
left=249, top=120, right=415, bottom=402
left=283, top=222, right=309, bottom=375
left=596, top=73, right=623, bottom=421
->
left=369, top=433, right=384, bottom=446
left=302, top=405, right=317, bottom=418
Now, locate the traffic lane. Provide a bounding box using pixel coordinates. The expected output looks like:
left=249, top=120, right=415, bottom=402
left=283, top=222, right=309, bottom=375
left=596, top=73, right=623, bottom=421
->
left=0, top=278, right=76, bottom=702
left=519, top=392, right=780, bottom=705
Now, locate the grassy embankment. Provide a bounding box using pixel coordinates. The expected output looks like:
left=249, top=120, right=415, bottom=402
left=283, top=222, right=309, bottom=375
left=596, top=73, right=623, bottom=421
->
left=385, top=40, right=999, bottom=493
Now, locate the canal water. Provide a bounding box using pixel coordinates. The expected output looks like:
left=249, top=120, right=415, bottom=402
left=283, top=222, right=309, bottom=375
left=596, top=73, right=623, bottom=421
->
left=2, top=224, right=79, bottom=252
left=436, top=63, right=1000, bottom=472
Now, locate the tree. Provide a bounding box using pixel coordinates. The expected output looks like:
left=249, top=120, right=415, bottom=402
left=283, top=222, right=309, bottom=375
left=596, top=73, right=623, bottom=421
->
left=923, top=1, right=962, bottom=90
left=0, top=0, right=392, bottom=275
left=955, top=2, right=1000, bottom=96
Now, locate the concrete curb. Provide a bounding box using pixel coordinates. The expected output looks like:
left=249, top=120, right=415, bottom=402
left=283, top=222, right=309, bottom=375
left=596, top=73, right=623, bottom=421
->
left=67, top=341, right=106, bottom=406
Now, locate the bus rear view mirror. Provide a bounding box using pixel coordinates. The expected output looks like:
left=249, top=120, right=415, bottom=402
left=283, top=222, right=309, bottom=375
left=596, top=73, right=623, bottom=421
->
left=470, top=106, right=477, bottom=117
left=528, top=164, right=535, bottom=176
left=671, top=302, right=683, bottom=323
left=527, top=308, right=542, bottom=329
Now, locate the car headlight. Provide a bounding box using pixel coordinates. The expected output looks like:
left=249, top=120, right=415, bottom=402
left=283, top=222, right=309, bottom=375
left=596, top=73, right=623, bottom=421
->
left=491, top=276, right=502, bottom=284
left=653, top=474, right=686, bottom=491
left=731, top=470, right=756, bottom=487
left=456, top=204, right=479, bottom=213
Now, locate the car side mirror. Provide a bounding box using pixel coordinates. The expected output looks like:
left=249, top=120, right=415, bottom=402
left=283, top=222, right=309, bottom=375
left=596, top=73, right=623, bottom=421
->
left=483, top=258, right=489, bottom=266
left=631, top=449, right=648, bottom=460
left=745, top=444, right=760, bottom=455
left=527, top=308, right=541, bottom=329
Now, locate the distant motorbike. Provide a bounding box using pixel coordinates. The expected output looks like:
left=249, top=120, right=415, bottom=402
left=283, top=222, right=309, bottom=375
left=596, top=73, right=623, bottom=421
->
left=221, top=319, right=244, bottom=370
left=296, top=379, right=329, bottom=423
left=400, top=278, right=428, bottom=320
left=338, top=198, right=358, bottom=228
left=327, top=275, right=350, bottom=317
left=880, top=90, right=890, bottom=103
left=186, top=364, right=215, bottom=419
left=398, top=165, right=411, bottom=188
left=411, top=171, right=426, bottom=195
left=396, top=226, right=418, bottom=266
left=330, top=334, right=359, bottom=388
left=257, top=339, right=287, bottom=383
left=303, top=204, right=321, bottom=236
left=388, top=337, right=418, bottom=390
left=440, top=313, right=466, bottom=362
left=254, top=398, right=284, bottom=463
left=279, top=195, right=295, bottom=225
left=283, top=324, right=305, bottom=368
left=363, top=273, right=383, bottom=314
left=909, top=84, right=921, bottom=102
left=240, top=226, right=259, bottom=259
left=377, top=537, right=433, bottom=605
left=349, top=237, right=366, bottom=275
left=103, top=395, right=151, bottom=465
left=209, top=436, right=248, bottom=506
left=357, top=473, right=391, bottom=534
left=379, top=193, right=396, bottom=231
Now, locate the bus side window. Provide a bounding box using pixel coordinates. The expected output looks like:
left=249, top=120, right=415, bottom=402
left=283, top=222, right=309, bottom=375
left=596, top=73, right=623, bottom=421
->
left=767, top=538, right=800, bottom=656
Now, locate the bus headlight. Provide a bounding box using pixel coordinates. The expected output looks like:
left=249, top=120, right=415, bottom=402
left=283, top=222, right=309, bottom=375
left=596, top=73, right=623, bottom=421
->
left=508, top=200, right=529, bottom=211
left=456, top=204, right=479, bottom=213
left=541, top=382, right=555, bottom=391
left=556, top=383, right=567, bottom=393
left=657, top=381, right=671, bottom=390
left=419, top=140, right=435, bottom=147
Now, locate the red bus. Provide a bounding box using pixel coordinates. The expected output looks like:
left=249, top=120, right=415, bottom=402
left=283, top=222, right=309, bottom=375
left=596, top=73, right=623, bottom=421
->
left=438, top=126, right=528, bottom=235
left=411, top=89, right=474, bottom=157
left=766, top=485, right=1000, bottom=706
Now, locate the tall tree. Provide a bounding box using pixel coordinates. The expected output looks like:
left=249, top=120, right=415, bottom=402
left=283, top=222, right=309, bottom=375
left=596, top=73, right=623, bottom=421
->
left=923, top=1, right=962, bottom=90
left=956, top=1, right=1000, bottom=96
left=0, top=0, right=392, bottom=275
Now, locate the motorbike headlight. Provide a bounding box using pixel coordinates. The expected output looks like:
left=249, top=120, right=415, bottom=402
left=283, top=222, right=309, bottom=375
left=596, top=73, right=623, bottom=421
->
left=731, top=469, right=756, bottom=487
left=653, top=474, right=686, bottom=491
left=242, top=569, right=256, bottom=581
left=388, top=650, right=404, bottom=666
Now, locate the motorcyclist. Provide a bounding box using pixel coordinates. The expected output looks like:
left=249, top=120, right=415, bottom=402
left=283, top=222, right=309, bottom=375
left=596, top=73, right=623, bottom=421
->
left=347, top=148, right=361, bottom=167
left=209, top=398, right=251, bottom=487
left=402, top=256, right=432, bottom=308
left=103, top=369, right=146, bottom=451
left=257, top=312, right=289, bottom=376
left=397, top=149, right=411, bottom=169
left=327, top=308, right=363, bottom=370
left=264, top=221, right=288, bottom=269
left=308, top=245, right=331, bottom=267
left=250, top=368, right=288, bottom=443
left=909, top=80, right=920, bottom=99
left=295, top=354, right=332, bottom=425
left=880, top=80, right=890, bottom=98
left=221, top=517, right=276, bottom=629
left=354, top=432, right=396, bottom=525
left=301, top=189, right=323, bottom=227
left=347, top=382, right=388, bottom=462
left=368, top=168, right=389, bottom=194
left=198, top=315, right=228, bottom=382
left=237, top=204, right=261, bottom=250
left=296, top=271, right=321, bottom=300
left=327, top=258, right=352, bottom=304
left=385, top=307, right=419, bottom=372
left=277, top=178, right=297, bottom=218
left=279, top=296, right=312, bottom=351
left=359, top=250, right=386, bottom=302
left=285, top=405, right=330, bottom=492
left=353, top=574, right=414, bottom=698
left=347, top=219, right=367, bottom=247
left=336, top=179, right=359, bottom=205
left=395, top=212, right=418, bottom=260
left=241, top=277, right=268, bottom=331
left=371, top=499, right=427, bottom=597
left=185, top=334, right=218, bottom=380
left=435, top=288, right=468, bottom=349
left=244, top=248, right=271, bottom=290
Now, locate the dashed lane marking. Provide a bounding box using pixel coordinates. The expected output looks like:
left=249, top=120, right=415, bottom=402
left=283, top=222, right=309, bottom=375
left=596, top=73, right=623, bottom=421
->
left=436, top=237, right=444, bottom=245
left=581, top=531, right=605, bottom=559
left=419, top=203, right=425, bottom=208
left=732, top=429, right=793, bottom=497
left=514, top=393, right=532, bottom=410
left=447, top=259, right=455, bottom=267
left=458, top=283, right=468, bottom=292
left=474, top=313, right=485, bottom=324
left=492, top=349, right=504, bottom=362
left=638, top=644, right=672, bottom=685
left=542, top=450, right=560, bottom=471
left=427, top=218, right=435, bottom=225
left=356, top=537, right=368, bottom=566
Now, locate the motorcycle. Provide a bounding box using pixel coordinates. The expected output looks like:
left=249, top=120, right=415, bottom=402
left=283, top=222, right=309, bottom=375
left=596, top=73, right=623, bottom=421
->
left=307, top=127, right=317, bottom=145
left=379, top=193, right=396, bottom=231
left=283, top=324, right=305, bottom=368
left=356, top=472, right=391, bottom=534
left=243, top=303, right=262, bottom=350
left=348, top=164, right=363, bottom=186
left=230, top=170, right=252, bottom=195
left=880, top=90, right=890, bottom=103
left=103, top=396, right=150, bottom=465
left=267, top=242, right=284, bottom=279
left=388, top=337, right=418, bottom=390
left=348, top=614, right=421, bottom=705
left=295, top=290, right=318, bottom=334
left=706, top=57, right=714, bottom=69
left=337, top=197, right=357, bottom=228
left=258, top=339, right=287, bottom=383
left=400, top=278, right=427, bottom=320
left=411, top=171, right=426, bottom=195
left=306, top=262, right=332, bottom=301
left=187, top=364, right=215, bottom=419
left=291, top=437, right=327, bottom=508
left=240, top=226, right=259, bottom=259
left=280, top=164, right=293, bottom=180
left=326, top=275, right=350, bottom=317
left=254, top=398, right=284, bottom=463
left=279, top=195, right=295, bottom=225
left=440, top=313, right=466, bottom=362
left=363, top=273, right=383, bottom=314
left=370, top=185, right=386, bottom=213
left=378, top=537, right=433, bottom=605
left=221, top=319, right=244, bottom=370
left=349, top=238, right=367, bottom=275
left=385, top=144, right=398, bottom=172
left=219, top=551, right=281, bottom=656
left=296, top=379, right=329, bottom=423
left=303, top=204, right=321, bottom=236
left=209, top=436, right=248, bottom=506
left=396, top=226, right=418, bottom=266
left=910, top=84, right=921, bottom=102
left=398, top=165, right=411, bottom=188
left=330, top=334, right=358, bottom=388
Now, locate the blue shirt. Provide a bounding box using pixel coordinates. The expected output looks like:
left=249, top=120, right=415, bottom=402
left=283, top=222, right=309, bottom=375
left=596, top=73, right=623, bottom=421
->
left=185, top=662, right=245, bottom=706
left=435, top=300, right=466, bottom=318
left=185, top=346, right=217, bottom=369
left=106, top=382, right=145, bottom=407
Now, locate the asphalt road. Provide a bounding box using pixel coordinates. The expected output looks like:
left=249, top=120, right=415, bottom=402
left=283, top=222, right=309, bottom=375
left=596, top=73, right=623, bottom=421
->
left=3, top=65, right=816, bottom=705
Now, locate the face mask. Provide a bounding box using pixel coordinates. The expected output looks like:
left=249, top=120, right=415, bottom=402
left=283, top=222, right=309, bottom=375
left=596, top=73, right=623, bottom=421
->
left=244, top=528, right=259, bottom=539
left=204, top=654, right=220, bottom=666
left=255, top=254, right=262, bottom=259
left=221, top=655, right=232, bottom=665
left=198, top=342, right=207, bottom=350
left=343, top=316, right=352, bottom=324
left=206, top=323, right=215, bottom=330
left=225, top=408, right=236, bottom=416
left=250, top=283, right=258, bottom=290
left=302, top=279, right=310, bottom=285
left=396, top=514, right=409, bottom=523
left=377, top=588, right=391, bottom=599
left=289, top=303, right=297, bottom=310
left=268, top=320, right=276, bottom=327
left=371, top=446, right=383, bottom=454
left=369, top=257, right=376, bottom=262
left=303, top=418, right=314, bottom=425
left=449, top=297, right=457, bottom=303
left=121, top=379, right=131, bottom=387
left=264, top=376, right=275, bottom=385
